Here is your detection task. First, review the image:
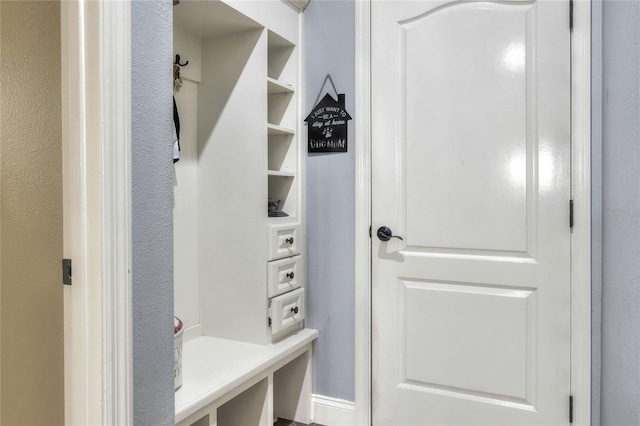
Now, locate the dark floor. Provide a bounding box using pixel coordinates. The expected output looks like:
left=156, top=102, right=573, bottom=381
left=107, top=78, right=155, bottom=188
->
left=274, top=418, right=324, bottom=426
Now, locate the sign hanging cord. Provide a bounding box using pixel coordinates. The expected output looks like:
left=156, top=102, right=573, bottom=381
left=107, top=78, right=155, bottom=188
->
left=313, top=74, right=340, bottom=107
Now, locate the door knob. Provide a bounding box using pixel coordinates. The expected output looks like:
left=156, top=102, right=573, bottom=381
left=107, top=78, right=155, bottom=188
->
left=377, top=226, right=403, bottom=242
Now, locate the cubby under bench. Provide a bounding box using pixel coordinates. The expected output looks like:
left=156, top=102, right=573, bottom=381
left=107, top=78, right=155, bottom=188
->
left=175, top=328, right=318, bottom=426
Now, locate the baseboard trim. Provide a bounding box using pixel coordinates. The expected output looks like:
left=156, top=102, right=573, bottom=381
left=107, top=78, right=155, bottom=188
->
left=311, top=395, right=356, bottom=426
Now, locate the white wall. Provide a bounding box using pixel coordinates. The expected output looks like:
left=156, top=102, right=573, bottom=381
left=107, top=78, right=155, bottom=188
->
left=173, top=26, right=201, bottom=337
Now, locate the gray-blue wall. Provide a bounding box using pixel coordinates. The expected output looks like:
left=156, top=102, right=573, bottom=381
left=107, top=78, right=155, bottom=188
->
left=304, top=0, right=356, bottom=402
left=132, top=1, right=175, bottom=424
left=599, top=0, right=640, bottom=424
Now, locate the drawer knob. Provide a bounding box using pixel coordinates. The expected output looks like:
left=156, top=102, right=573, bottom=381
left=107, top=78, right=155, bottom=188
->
left=285, top=237, right=294, bottom=245
left=290, top=306, right=299, bottom=314
left=286, top=272, right=295, bottom=279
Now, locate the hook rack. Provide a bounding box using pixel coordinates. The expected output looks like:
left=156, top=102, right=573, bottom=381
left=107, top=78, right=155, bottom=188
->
left=174, top=54, right=189, bottom=67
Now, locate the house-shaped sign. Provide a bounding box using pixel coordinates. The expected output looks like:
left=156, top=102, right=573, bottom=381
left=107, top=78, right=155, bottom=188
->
left=305, top=93, right=352, bottom=153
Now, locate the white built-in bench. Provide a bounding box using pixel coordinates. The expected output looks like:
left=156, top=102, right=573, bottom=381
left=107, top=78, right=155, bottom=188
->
left=175, top=329, right=318, bottom=426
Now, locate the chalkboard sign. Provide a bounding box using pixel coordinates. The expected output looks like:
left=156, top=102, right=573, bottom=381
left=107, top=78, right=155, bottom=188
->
left=305, top=93, right=352, bottom=153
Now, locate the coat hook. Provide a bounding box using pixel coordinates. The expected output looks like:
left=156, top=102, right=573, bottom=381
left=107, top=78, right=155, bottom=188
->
left=175, top=54, right=189, bottom=67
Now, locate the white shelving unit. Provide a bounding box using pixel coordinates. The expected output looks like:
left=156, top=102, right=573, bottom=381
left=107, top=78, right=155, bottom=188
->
left=172, top=0, right=312, bottom=424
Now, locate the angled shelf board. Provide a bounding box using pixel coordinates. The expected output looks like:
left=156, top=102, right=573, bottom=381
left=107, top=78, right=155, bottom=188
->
left=268, top=170, right=295, bottom=177
left=268, top=77, right=295, bottom=94
left=267, top=123, right=295, bottom=136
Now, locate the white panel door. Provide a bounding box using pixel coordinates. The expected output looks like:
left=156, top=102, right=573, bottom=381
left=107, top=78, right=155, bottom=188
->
left=371, top=0, right=571, bottom=424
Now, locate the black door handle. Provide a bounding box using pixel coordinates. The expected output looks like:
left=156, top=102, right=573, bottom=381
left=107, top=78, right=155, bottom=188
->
left=377, top=226, right=403, bottom=242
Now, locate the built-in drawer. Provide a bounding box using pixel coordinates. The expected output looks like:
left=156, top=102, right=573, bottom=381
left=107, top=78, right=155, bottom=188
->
left=269, top=288, right=304, bottom=335
left=267, top=223, right=300, bottom=261
left=268, top=255, right=301, bottom=298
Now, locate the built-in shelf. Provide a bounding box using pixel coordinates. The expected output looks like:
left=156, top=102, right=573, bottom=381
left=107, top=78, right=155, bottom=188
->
left=268, top=170, right=295, bottom=177
left=268, top=77, right=295, bottom=94
left=268, top=123, right=295, bottom=136
left=175, top=328, right=318, bottom=423
left=174, top=3, right=309, bottom=425
left=268, top=30, right=295, bottom=80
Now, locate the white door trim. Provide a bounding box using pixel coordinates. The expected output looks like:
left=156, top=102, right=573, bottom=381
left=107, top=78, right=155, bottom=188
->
left=62, top=0, right=133, bottom=424
left=570, top=1, right=592, bottom=424
left=353, top=0, right=592, bottom=424
left=354, top=0, right=372, bottom=424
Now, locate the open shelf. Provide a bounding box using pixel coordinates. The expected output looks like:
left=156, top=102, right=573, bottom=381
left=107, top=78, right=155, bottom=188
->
left=268, top=175, right=296, bottom=218
left=268, top=170, right=295, bottom=177
left=274, top=351, right=312, bottom=423
left=268, top=134, right=294, bottom=172
left=267, top=123, right=295, bottom=136
left=267, top=28, right=297, bottom=221
left=218, top=379, right=268, bottom=426
left=268, top=31, right=295, bottom=80
left=268, top=91, right=295, bottom=126
left=268, top=77, right=294, bottom=94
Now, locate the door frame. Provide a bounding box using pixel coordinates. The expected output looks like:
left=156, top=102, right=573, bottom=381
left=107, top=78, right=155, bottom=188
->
left=61, top=0, right=132, bottom=424
left=354, top=1, right=592, bottom=424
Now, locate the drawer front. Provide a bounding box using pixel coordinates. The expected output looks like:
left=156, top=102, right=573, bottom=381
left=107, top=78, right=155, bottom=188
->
left=268, top=255, right=301, bottom=298
left=267, top=223, right=300, bottom=261
left=270, top=288, right=305, bottom=335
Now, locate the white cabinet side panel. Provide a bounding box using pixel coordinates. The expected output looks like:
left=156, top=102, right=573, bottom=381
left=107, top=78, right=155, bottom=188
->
left=198, top=30, right=269, bottom=344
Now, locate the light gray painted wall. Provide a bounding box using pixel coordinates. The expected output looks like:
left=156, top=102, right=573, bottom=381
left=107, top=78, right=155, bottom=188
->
left=304, top=0, right=356, bottom=401
left=599, top=1, right=640, bottom=424
left=132, top=1, right=175, bottom=424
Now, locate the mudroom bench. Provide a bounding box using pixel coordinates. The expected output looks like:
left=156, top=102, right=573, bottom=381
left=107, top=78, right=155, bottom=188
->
left=175, top=329, right=318, bottom=426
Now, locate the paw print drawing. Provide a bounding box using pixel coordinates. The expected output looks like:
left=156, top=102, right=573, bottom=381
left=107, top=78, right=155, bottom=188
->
left=322, top=127, right=333, bottom=138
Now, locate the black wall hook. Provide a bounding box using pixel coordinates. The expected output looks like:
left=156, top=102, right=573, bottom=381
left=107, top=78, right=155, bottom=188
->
left=174, top=54, right=189, bottom=67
